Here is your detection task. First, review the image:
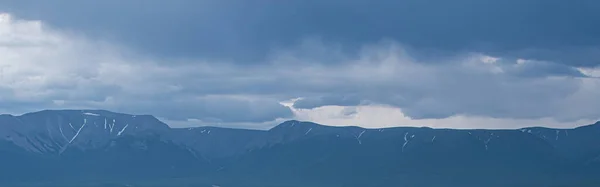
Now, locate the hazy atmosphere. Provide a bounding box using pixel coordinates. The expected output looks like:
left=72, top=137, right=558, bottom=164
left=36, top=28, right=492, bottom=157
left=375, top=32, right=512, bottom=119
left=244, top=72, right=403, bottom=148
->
left=1, top=0, right=599, bottom=129
left=2, top=1, right=600, bottom=187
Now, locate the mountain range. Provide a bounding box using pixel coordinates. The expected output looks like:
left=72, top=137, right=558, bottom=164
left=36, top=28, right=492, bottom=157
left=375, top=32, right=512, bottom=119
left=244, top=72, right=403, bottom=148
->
left=1, top=110, right=599, bottom=187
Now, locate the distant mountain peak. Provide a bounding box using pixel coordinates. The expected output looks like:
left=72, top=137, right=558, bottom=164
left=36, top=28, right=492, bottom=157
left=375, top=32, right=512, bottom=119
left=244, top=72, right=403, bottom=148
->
left=0, top=109, right=171, bottom=154
left=272, top=120, right=323, bottom=129
left=20, top=109, right=153, bottom=118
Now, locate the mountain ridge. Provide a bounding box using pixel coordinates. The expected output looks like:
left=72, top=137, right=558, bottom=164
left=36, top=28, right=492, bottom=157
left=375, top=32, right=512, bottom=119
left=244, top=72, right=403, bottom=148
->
left=1, top=109, right=600, bottom=187
left=4, top=109, right=599, bottom=131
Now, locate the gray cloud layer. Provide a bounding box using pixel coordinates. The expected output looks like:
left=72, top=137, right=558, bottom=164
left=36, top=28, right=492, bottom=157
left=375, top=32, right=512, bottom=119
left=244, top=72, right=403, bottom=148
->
left=1, top=0, right=600, bottom=127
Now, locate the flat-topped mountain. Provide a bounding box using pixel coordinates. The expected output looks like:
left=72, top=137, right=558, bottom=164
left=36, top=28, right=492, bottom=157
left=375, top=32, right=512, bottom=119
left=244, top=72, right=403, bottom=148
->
left=1, top=110, right=600, bottom=187
left=1, top=110, right=170, bottom=154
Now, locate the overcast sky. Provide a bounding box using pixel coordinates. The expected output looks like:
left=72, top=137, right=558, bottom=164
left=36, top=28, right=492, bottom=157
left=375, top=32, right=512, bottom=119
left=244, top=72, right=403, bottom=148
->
left=1, top=0, right=599, bottom=129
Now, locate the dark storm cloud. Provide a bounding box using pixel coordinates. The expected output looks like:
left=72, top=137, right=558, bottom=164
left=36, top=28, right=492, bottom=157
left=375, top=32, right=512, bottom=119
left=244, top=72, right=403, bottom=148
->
left=293, top=95, right=367, bottom=109
left=1, top=0, right=599, bottom=66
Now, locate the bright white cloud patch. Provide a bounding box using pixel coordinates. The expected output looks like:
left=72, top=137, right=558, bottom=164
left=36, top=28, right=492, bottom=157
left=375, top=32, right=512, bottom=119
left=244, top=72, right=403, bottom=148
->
left=1, top=13, right=599, bottom=129
left=579, top=67, right=600, bottom=78
left=286, top=104, right=597, bottom=129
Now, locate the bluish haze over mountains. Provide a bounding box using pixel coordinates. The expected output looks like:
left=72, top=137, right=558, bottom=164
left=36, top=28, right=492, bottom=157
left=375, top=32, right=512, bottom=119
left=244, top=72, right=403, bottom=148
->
left=1, top=0, right=600, bottom=130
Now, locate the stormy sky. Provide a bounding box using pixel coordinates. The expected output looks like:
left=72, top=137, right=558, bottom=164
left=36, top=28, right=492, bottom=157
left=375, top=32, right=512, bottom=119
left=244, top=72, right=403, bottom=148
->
left=1, top=0, right=599, bottom=129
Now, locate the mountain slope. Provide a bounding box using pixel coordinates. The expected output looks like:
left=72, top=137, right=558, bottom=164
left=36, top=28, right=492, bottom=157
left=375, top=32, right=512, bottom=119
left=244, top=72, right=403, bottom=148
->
left=218, top=124, right=582, bottom=187
left=1, top=110, right=600, bottom=187
left=0, top=110, right=212, bottom=183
